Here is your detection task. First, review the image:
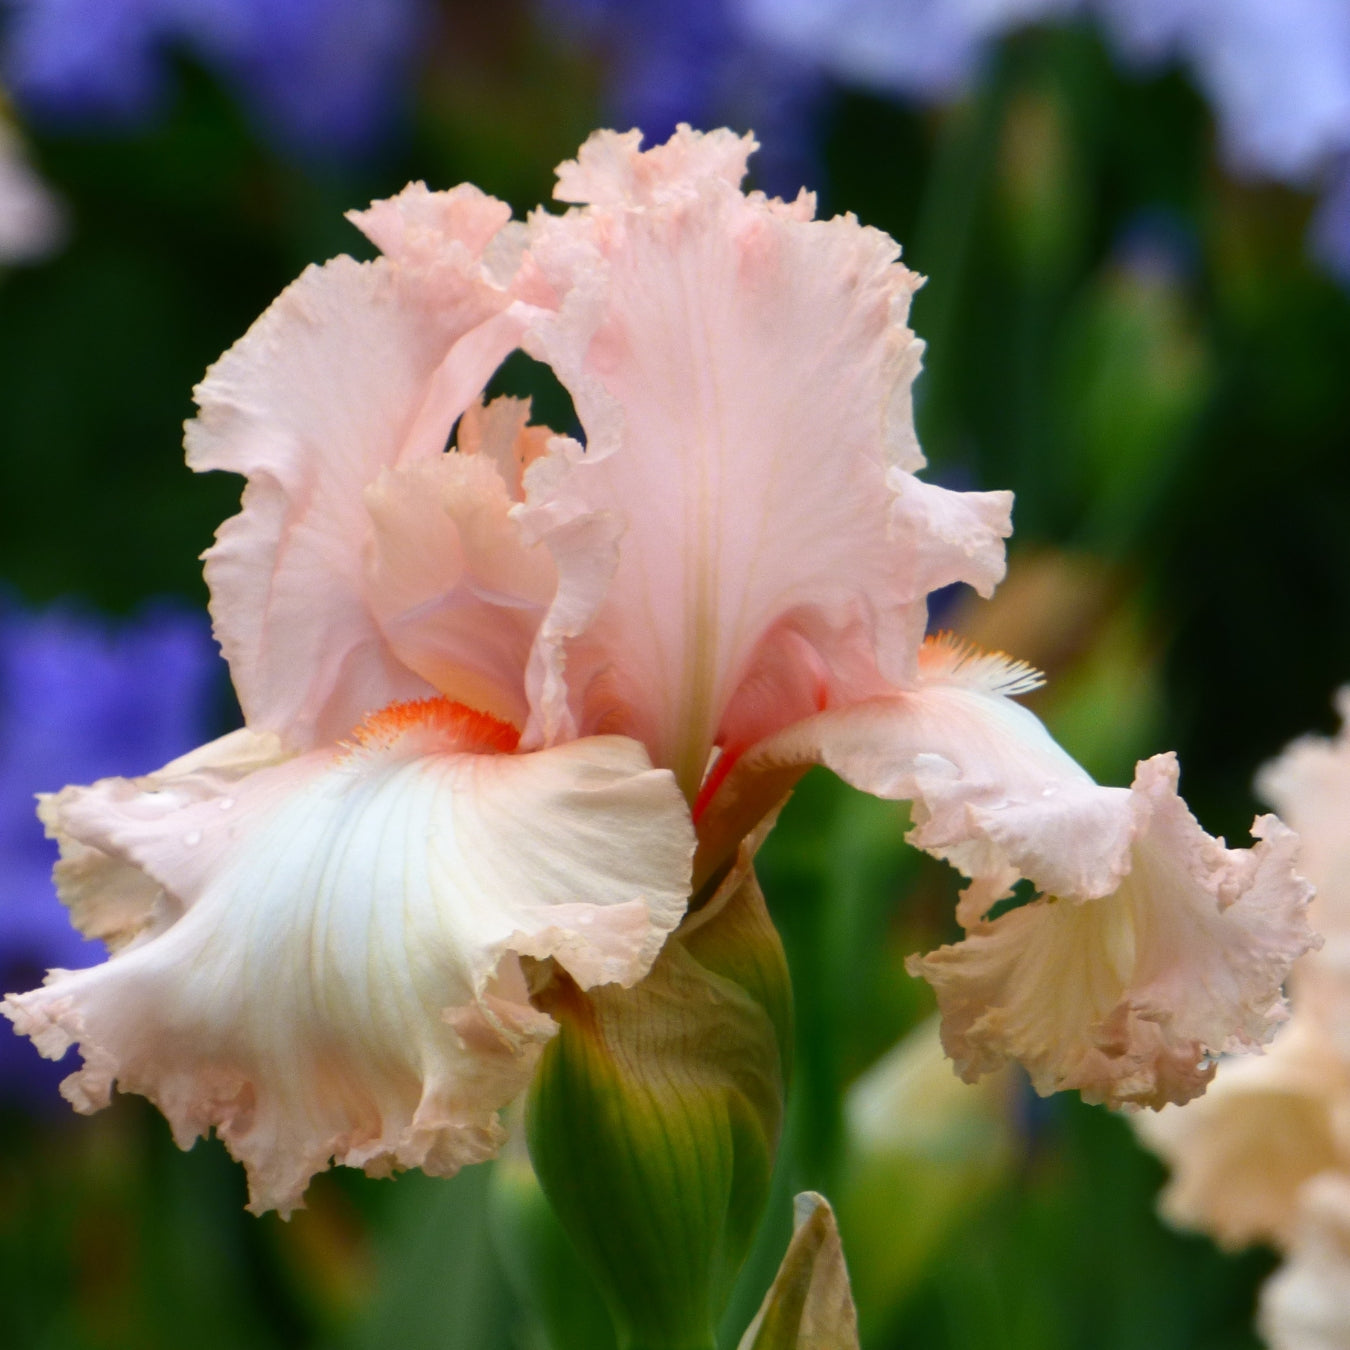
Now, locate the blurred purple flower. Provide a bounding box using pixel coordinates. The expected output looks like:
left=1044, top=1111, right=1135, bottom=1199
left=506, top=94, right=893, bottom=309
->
left=0, top=0, right=431, bottom=162
left=538, top=0, right=825, bottom=197
left=1098, top=0, right=1350, bottom=183
left=738, top=0, right=1350, bottom=284
left=1311, top=157, right=1350, bottom=284
left=737, top=0, right=1071, bottom=101
left=0, top=597, right=222, bottom=1102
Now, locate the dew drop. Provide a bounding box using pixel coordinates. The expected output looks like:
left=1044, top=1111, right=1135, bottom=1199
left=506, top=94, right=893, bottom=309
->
left=183, top=831, right=203, bottom=847
left=217, top=797, right=235, bottom=811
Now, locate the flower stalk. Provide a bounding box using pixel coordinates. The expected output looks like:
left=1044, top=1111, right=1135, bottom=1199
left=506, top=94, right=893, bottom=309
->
left=526, top=858, right=792, bottom=1350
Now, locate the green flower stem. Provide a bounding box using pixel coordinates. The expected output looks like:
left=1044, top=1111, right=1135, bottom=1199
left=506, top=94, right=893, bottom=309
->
left=525, top=860, right=792, bottom=1350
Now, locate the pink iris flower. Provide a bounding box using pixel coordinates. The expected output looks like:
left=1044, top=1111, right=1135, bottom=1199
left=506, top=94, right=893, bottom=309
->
left=4, top=127, right=1315, bottom=1215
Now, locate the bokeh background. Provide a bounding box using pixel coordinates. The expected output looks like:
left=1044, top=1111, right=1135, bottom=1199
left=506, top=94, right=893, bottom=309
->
left=3, top=2, right=1349, bottom=1347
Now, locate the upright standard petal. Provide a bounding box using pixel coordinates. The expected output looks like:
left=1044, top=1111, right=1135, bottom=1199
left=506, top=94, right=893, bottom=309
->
left=518, top=127, right=1011, bottom=793
left=5, top=701, right=693, bottom=1214
left=707, top=635, right=1316, bottom=1108
left=186, top=183, right=529, bottom=750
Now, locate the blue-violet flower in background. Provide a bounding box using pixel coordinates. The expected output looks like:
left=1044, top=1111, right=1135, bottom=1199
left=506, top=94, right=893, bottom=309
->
left=0, top=597, right=221, bottom=1102
left=537, top=0, right=825, bottom=196
left=0, top=0, right=431, bottom=162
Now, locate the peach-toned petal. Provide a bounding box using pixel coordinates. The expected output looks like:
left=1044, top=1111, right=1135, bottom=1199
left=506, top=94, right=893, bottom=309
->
left=347, top=181, right=513, bottom=268
left=698, top=635, right=1094, bottom=909
left=1260, top=1174, right=1350, bottom=1350
left=1135, top=1018, right=1350, bottom=1250
left=554, top=125, right=760, bottom=208
left=518, top=128, right=1011, bottom=793
left=1259, top=689, right=1350, bottom=932
left=911, top=762, right=1314, bottom=1108
left=704, top=638, right=1315, bottom=1106
left=363, top=419, right=558, bottom=727
left=1259, top=689, right=1350, bottom=1048
left=187, top=190, right=525, bottom=750
left=38, top=728, right=288, bottom=952
left=456, top=394, right=555, bottom=498
left=5, top=705, right=693, bottom=1214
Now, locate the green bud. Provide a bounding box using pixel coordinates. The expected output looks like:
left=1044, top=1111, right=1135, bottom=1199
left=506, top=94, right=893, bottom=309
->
left=738, top=1193, right=860, bottom=1350
left=526, top=858, right=792, bottom=1350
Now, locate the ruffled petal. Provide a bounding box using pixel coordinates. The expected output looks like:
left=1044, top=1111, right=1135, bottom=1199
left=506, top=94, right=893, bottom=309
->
left=518, top=127, right=1011, bottom=791
left=187, top=187, right=526, bottom=750
left=1135, top=1019, right=1350, bottom=1249
left=705, top=636, right=1316, bottom=1107
left=910, top=761, right=1314, bottom=1108
left=38, top=728, right=288, bottom=952
left=363, top=413, right=558, bottom=727
left=553, top=125, right=761, bottom=207
left=5, top=702, right=693, bottom=1214
left=1259, top=1174, right=1350, bottom=1350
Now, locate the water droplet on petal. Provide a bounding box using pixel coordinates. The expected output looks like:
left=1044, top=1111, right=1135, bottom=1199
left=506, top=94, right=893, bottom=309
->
left=183, top=831, right=202, bottom=847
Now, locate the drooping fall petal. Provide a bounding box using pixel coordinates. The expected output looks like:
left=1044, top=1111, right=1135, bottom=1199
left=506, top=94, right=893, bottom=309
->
left=517, top=126, right=1012, bottom=792
left=707, top=635, right=1316, bottom=1108
left=5, top=701, right=693, bottom=1215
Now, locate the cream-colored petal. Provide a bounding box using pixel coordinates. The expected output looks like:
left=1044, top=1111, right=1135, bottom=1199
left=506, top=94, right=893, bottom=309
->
left=1260, top=1174, right=1350, bottom=1350
left=5, top=705, right=693, bottom=1214
left=519, top=128, right=1011, bottom=793
left=1259, top=690, right=1350, bottom=1047
left=188, top=188, right=524, bottom=750
left=1135, top=1018, right=1350, bottom=1250
left=911, top=760, right=1314, bottom=1108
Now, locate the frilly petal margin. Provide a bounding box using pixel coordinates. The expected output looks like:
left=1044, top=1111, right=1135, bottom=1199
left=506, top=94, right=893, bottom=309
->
left=701, top=637, right=1316, bottom=1109
left=517, top=127, right=1011, bottom=789
left=187, top=183, right=526, bottom=752
left=5, top=702, right=694, bottom=1214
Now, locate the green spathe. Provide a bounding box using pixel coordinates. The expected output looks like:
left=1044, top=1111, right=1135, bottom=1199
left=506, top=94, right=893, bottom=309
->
left=526, top=850, right=792, bottom=1350
left=738, top=1193, right=860, bottom=1350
